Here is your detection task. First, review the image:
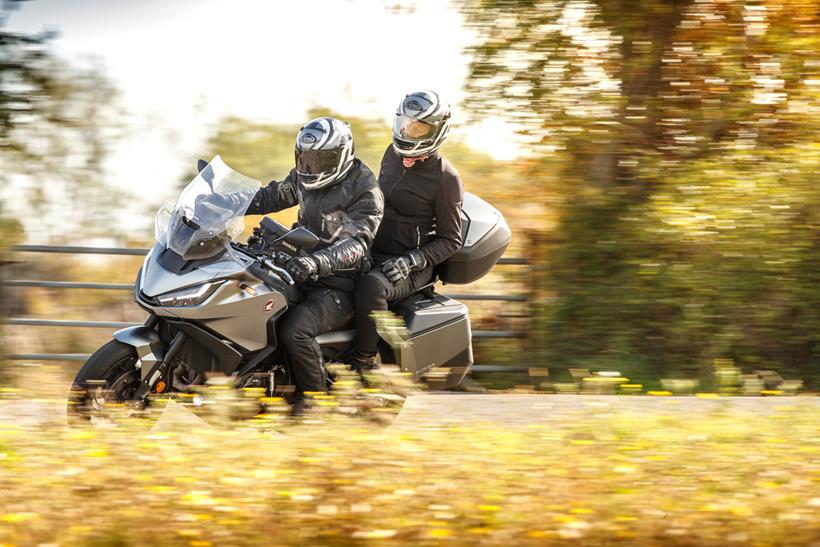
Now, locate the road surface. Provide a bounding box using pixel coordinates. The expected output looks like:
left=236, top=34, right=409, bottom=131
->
left=1, top=393, right=817, bottom=429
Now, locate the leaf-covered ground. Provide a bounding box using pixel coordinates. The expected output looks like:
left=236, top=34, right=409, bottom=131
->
left=0, top=375, right=818, bottom=546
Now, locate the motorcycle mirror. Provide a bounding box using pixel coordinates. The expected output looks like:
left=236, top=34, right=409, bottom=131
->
left=197, top=158, right=215, bottom=190
left=283, top=227, right=319, bottom=251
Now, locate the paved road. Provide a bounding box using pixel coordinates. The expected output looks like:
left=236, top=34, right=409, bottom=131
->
left=1, top=393, right=817, bottom=429
left=390, top=393, right=820, bottom=429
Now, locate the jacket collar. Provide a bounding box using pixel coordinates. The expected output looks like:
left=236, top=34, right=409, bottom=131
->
left=392, top=147, right=440, bottom=170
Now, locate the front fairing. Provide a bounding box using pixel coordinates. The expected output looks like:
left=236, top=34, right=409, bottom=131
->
left=135, top=243, right=289, bottom=352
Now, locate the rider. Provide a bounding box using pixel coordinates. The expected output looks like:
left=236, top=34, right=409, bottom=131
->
left=245, top=117, right=383, bottom=414
left=349, top=90, right=464, bottom=371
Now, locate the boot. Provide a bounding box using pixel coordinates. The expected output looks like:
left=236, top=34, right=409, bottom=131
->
left=289, top=392, right=315, bottom=417
left=349, top=350, right=380, bottom=373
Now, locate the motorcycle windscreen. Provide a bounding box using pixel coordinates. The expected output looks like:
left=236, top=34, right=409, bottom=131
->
left=155, top=155, right=261, bottom=260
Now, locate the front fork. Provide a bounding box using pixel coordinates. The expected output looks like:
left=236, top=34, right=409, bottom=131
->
left=132, top=324, right=187, bottom=401
left=134, top=332, right=188, bottom=401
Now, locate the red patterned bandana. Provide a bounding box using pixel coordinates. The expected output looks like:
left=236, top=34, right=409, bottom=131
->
left=402, top=155, right=429, bottom=168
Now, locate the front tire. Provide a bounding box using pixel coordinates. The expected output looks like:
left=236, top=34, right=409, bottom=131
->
left=67, top=339, right=145, bottom=423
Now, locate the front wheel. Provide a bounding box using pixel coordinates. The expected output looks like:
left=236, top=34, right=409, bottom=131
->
left=67, top=339, right=146, bottom=423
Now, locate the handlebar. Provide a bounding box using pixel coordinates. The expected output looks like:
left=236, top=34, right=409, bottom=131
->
left=240, top=218, right=321, bottom=287
left=260, top=257, right=295, bottom=286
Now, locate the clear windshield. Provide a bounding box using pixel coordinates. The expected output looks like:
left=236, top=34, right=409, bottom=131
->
left=155, top=155, right=260, bottom=260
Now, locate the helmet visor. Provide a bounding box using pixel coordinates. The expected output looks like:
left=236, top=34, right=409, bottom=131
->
left=295, top=148, right=340, bottom=177
left=393, top=115, right=437, bottom=142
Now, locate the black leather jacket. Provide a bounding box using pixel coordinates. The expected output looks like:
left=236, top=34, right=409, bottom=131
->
left=372, top=146, right=464, bottom=266
left=247, top=159, right=384, bottom=291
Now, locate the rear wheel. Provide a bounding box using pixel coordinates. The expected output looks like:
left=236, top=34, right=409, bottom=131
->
left=67, top=340, right=148, bottom=424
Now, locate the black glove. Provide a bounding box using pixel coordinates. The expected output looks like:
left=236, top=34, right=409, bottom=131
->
left=286, top=256, right=318, bottom=283
left=381, top=250, right=426, bottom=286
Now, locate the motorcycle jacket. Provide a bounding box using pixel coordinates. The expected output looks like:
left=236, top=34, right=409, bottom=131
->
left=247, top=159, right=384, bottom=291
left=372, top=145, right=464, bottom=266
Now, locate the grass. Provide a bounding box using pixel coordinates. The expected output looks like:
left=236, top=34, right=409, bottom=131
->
left=0, top=368, right=818, bottom=546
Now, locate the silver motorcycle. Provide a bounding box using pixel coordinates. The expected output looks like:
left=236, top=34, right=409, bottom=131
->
left=68, top=156, right=510, bottom=416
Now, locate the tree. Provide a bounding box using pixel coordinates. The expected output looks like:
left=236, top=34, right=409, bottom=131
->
left=459, top=0, right=820, bottom=384
left=0, top=0, right=124, bottom=378
left=0, top=1, right=123, bottom=241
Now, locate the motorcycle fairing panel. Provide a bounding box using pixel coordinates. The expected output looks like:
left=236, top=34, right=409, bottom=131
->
left=138, top=249, right=287, bottom=352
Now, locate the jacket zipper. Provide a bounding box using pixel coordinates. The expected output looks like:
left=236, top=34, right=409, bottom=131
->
left=416, top=225, right=421, bottom=248
left=384, top=164, right=407, bottom=205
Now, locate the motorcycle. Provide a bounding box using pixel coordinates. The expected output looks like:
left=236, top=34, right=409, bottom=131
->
left=68, top=156, right=511, bottom=418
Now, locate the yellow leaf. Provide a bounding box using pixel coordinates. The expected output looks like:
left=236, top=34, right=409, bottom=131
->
left=1, top=512, right=38, bottom=523
left=352, top=529, right=397, bottom=539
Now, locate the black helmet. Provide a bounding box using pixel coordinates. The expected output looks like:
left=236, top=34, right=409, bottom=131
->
left=392, top=90, right=451, bottom=158
left=294, top=117, right=355, bottom=190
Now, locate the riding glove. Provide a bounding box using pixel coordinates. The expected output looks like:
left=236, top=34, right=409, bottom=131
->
left=286, top=256, right=318, bottom=283
left=381, top=250, right=427, bottom=286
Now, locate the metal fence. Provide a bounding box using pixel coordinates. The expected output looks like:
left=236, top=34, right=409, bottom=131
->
left=2, top=245, right=530, bottom=370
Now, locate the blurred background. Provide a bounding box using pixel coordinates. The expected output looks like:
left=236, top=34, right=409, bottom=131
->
left=1, top=0, right=818, bottom=390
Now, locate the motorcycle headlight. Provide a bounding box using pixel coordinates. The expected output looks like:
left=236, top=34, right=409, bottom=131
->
left=156, top=281, right=224, bottom=307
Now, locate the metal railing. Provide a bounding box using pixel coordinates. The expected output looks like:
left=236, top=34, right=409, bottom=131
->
left=2, top=245, right=530, bottom=368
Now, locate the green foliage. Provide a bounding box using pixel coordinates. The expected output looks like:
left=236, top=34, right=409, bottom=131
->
left=459, top=0, right=820, bottom=384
